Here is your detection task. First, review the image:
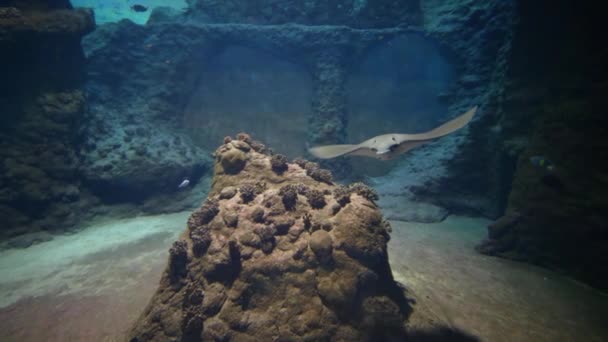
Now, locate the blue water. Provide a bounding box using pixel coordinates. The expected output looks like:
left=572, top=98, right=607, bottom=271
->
left=71, top=0, right=187, bottom=24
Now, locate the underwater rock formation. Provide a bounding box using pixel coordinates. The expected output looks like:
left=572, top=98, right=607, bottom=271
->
left=476, top=1, right=608, bottom=291
left=0, top=1, right=94, bottom=238
left=82, top=19, right=417, bottom=181
left=128, top=134, right=410, bottom=341
left=185, top=0, right=421, bottom=28
left=81, top=21, right=211, bottom=202
left=410, top=0, right=518, bottom=219
left=81, top=0, right=520, bottom=219
left=372, top=0, right=518, bottom=220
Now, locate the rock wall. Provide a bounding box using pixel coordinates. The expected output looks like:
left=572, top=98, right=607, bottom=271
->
left=81, top=21, right=211, bottom=203
left=0, top=0, right=521, bottom=241
left=476, top=1, right=608, bottom=291
left=185, top=0, right=422, bottom=28
left=82, top=0, right=520, bottom=221
left=0, top=3, right=94, bottom=239
left=182, top=46, right=312, bottom=159
left=128, top=134, right=411, bottom=341
left=372, top=0, right=518, bottom=221
left=82, top=17, right=419, bottom=180
left=415, top=0, right=518, bottom=219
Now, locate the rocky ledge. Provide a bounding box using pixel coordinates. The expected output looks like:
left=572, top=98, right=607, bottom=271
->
left=0, top=7, right=94, bottom=40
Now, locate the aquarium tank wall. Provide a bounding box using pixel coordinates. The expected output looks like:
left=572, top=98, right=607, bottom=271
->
left=0, top=0, right=607, bottom=341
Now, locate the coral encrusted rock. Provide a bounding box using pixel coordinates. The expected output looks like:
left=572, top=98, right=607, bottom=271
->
left=128, top=134, right=411, bottom=341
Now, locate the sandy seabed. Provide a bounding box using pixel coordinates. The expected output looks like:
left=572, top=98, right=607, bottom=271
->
left=0, top=213, right=606, bottom=342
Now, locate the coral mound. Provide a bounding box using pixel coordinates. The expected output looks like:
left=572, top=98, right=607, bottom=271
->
left=128, top=135, right=410, bottom=341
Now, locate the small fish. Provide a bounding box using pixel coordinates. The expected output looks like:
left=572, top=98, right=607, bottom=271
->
left=131, top=4, right=148, bottom=13
left=529, top=155, right=555, bottom=172
left=178, top=179, right=190, bottom=188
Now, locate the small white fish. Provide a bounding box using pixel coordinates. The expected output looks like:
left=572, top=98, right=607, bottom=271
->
left=178, top=179, right=190, bottom=188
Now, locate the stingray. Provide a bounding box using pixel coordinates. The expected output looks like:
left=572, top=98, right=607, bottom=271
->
left=308, top=106, right=478, bottom=160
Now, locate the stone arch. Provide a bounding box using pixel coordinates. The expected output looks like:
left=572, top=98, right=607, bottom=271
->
left=182, top=46, right=312, bottom=158
left=346, top=33, right=457, bottom=175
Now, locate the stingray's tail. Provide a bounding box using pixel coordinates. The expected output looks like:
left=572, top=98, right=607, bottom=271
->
left=308, top=144, right=359, bottom=159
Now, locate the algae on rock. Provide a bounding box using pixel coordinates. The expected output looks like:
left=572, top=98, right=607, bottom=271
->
left=128, top=134, right=411, bottom=341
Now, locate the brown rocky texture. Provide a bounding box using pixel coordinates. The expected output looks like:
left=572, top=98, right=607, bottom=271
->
left=0, top=1, right=94, bottom=239
left=475, top=1, right=608, bottom=291
left=128, top=135, right=410, bottom=341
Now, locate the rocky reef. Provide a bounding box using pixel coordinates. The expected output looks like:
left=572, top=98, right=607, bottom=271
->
left=0, top=1, right=94, bottom=240
left=81, top=0, right=520, bottom=216
left=81, top=21, right=211, bottom=202
left=82, top=18, right=422, bottom=180
left=366, top=0, right=517, bottom=223
left=128, top=134, right=411, bottom=341
left=476, top=1, right=608, bottom=291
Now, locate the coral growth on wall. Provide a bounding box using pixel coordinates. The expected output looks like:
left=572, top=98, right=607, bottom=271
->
left=476, top=1, right=608, bottom=291
left=0, top=2, right=94, bottom=240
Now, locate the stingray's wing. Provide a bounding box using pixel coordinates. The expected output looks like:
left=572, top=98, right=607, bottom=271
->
left=308, top=142, right=383, bottom=159
left=307, top=144, right=361, bottom=159
left=393, top=106, right=478, bottom=143
left=391, top=140, right=429, bottom=156
left=308, top=106, right=478, bottom=160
